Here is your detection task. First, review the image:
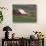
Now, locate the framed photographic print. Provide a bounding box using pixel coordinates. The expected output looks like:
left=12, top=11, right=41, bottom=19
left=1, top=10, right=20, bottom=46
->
left=13, top=4, right=37, bottom=23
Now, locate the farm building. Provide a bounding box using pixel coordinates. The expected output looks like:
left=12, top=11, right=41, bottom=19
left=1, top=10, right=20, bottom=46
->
left=13, top=9, right=28, bottom=16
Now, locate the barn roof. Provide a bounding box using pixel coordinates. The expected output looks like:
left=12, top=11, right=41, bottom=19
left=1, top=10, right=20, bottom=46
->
left=18, top=9, right=28, bottom=14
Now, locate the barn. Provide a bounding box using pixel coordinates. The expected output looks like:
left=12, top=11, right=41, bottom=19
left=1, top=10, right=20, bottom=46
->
left=13, top=9, right=28, bottom=16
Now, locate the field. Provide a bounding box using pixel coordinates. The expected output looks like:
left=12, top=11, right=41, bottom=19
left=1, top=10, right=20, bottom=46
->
left=13, top=15, right=37, bottom=23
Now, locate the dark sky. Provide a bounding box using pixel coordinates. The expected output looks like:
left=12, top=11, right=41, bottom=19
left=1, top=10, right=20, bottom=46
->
left=13, top=5, right=37, bottom=11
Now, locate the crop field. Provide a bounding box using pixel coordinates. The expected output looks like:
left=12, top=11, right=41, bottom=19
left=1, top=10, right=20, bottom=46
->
left=13, top=15, right=37, bottom=23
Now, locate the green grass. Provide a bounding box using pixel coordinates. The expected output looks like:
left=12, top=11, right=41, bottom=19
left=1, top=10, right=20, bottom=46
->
left=13, top=15, right=37, bottom=23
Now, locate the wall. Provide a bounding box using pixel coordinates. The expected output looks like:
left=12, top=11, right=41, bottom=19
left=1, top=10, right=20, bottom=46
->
left=0, top=0, right=46, bottom=46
